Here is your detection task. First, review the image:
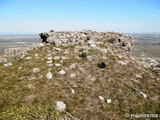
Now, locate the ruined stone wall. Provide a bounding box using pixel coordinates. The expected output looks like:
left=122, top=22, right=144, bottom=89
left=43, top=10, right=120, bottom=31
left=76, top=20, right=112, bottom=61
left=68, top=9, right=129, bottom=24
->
left=39, top=30, right=134, bottom=55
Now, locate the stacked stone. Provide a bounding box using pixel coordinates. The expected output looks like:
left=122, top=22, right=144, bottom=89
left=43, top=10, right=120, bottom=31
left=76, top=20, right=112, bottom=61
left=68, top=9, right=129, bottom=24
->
left=39, top=30, right=134, bottom=55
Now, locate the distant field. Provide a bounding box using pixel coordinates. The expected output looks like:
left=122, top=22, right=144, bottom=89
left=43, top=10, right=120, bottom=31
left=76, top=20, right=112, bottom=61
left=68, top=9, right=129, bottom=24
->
left=0, top=36, right=41, bottom=56
left=131, top=34, right=160, bottom=58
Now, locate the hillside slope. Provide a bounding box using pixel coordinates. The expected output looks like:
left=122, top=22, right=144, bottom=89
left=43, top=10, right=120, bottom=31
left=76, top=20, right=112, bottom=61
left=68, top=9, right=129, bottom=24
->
left=0, top=30, right=160, bottom=120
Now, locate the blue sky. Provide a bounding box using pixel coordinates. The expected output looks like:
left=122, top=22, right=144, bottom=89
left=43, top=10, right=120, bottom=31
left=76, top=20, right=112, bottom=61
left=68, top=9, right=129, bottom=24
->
left=0, top=0, right=160, bottom=34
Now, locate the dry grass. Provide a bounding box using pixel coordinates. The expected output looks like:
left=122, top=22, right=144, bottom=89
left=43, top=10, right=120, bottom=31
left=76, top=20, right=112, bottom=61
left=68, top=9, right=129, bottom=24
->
left=0, top=43, right=160, bottom=119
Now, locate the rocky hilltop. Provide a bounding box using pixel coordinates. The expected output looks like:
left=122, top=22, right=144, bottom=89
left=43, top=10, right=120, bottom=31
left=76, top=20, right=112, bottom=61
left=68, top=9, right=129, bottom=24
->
left=39, top=30, right=134, bottom=55
left=0, top=30, right=160, bottom=119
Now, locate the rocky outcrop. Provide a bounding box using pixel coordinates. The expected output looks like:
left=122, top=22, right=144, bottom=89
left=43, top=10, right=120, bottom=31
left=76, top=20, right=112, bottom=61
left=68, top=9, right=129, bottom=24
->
left=39, top=30, right=134, bottom=55
left=3, top=43, right=44, bottom=58
left=138, top=58, right=160, bottom=75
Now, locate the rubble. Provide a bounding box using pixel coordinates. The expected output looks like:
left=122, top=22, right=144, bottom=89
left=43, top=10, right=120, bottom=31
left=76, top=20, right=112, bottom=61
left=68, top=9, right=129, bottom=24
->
left=39, top=30, right=134, bottom=55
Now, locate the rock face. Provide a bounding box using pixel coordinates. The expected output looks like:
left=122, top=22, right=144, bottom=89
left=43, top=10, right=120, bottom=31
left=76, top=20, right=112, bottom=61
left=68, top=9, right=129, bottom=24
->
left=138, top=58, right=160, bottom=75
left=39, top=30, right=134, bottom=55
left=3, top=43, right=44, bottom=57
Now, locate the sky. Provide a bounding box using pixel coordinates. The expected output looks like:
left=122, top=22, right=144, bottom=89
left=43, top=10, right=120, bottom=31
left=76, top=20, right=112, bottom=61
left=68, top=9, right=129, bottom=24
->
left=0, top=0, right=160, bottom=34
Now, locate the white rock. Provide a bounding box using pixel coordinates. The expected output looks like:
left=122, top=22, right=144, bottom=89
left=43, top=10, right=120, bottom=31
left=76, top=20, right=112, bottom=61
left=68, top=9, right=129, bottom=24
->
left=64, top=51, right=69, bottom=54
left=56, top=101, right=66, bottom=112
left=0, top=57, right=7, bottom=63
left=59, top=60, right=63, bottom=64
left=47, top=64, right=53, bottom=67
left=35, top=54, right=38, bottom=57
left=55, top=63, right=61, bottom=67
left=135, top=74, right=142, bottom=78
left=139, top=92, right=147, bottom=99
left=106, top=99, right=111, bottom=103
left=4, top=62, right=12, bottom=67
left=33, top=68, right=40, bottom=73
left=18, top=66, right=22, bottom=70
left=47, top=53, right=52, bottom=57
left=46, top=72, right=53, bottom=79
left=54, top=47, right=62, bottom=51
left=98, top=96, right=105, bottom=101
left=25, top=57, right=31, bottom=60
left=71, top=89, right=75, bottom=94
left=70, top=73, right=76, bottom=78
left=90, top=44, right=96, bottom=48
left=88, top=41, right=92, bottom=45
left=54, top=56, right=60, bottom=60
left=59, top=69, right=66, bottom=75
left=70, top=63, right=76, bottom=69
left=3, top=58, right=7, bottom=63
left=47, top=57, right=52, bottom=60
left=117, top=60, right=128, bottom=65
left=47, top=60, right=52, bottom=64
left=48, top=68, right=52, bottom=71
left=47, top=50, right=51, bottom=53
left=91, top=77, right=96, bottom=81
left=20, top=55, right=25, bottom=59
left=61, top=56, right=68, bottom=60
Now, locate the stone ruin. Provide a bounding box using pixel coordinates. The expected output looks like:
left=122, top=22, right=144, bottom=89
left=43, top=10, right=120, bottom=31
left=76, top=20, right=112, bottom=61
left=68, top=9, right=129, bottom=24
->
left=39, top=30, right=134, bottom=55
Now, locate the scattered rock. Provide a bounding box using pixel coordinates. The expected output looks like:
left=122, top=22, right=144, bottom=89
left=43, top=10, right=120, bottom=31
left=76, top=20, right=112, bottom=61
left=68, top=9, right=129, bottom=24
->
left=70, top=73, right=76, bottom=78
left=47, top=57, right=52, bottom=60
left=71, top=89, right=75, bottom=95
left=106, top=99, right=112, bottom=103
left=39, top=75, right=43, bottom=78
left=98, top=96, right=105, bottom=102
left=18, top=66, right=22, bottom=70
left=91, top=77, right=96, bottom=81
left=55, top=101, right=66, bottom=112
left=59, top=60, right=63, bottom=64
left=47, top=60, right=52, bottom=64
left=64, top=51, right=69, bottom=55
left=33, top=68, right=40, bottom=73
left=0, top=57, right=7, bottom=63
left=4, top=62, right=12, bottom=67
left=55, top=63, right=61, bottom=67
left=54, top=56, right=61, bottom=60
left=139, top=92, right=147, bottom=99
left=35, top=54, right=38, bottom=57
left=72, top=84, right=78, bottom=88
left=87, top=56, right=93, bottom=61
left=47, top=64, right=53, bottom=67
left=46, top=72, right=53, bottom=79
left=59, top=69, right=66, bottom=75
left=61, top=56, right=69, bottom=60
left=54, top=47, right=62, bottom=51
left=47, top=53, right=52, bottom=57
left=25, top=57, right=31, bottom=60
left=135, top=74, right=142, bottom=78
left=117, top=60, right=128, bottom=65
left=90, top=44, right=97, bottom=48
left=70, top=63, right=76, bottom=69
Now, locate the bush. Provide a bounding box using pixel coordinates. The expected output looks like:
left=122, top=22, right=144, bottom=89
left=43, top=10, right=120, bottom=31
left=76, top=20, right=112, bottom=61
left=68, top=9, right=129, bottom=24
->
left=98, top=62, right=106, bottom=68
